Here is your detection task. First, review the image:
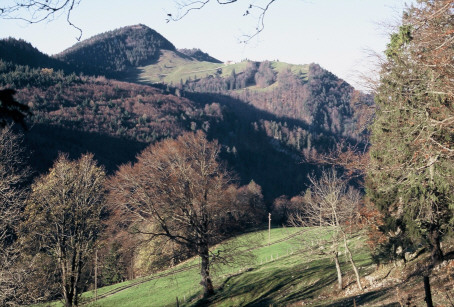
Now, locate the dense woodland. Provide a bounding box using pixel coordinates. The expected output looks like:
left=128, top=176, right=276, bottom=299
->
left=181, top=61, right=373, bottom=147
left=0, top=1, right=453, bottom=305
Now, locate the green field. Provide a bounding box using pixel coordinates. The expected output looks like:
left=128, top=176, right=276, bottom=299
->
left=125, top=50, right=310, bottom=90
left=41, top=227, right=373, bottom=307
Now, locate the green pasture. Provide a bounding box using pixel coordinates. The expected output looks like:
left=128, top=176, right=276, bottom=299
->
left=58, top=227, right=373, bottom=307
left=126, top=51, right=310, bottom=90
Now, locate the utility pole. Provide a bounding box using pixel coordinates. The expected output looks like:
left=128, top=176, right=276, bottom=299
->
left=268, top=213, right=271, bottom=246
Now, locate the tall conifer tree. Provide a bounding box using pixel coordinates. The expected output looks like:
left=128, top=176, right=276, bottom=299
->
left=367, top=0, right=454, bottom=263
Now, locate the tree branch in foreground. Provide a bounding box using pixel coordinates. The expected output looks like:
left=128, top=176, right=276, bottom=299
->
left=0, top=0, right=82, bottom=40
left=167, top=0, right=277, bottom=43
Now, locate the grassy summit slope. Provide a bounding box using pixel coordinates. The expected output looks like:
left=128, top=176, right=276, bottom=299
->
left=129, top=50, right=310, bottom=90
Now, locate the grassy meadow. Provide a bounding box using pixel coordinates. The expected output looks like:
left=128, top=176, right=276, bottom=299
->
left=36, top=227, right=375, bottom=307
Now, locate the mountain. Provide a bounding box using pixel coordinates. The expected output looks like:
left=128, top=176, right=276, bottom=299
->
left=0, top=58, right=314, bottom=201
left=55, top=24, right=176, bottom=77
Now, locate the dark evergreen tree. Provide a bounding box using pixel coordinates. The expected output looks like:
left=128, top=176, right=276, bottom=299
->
left=101, top=242, right=126, bottom=286
left=367, top=0, right=454, bottom=263
left=0, top=89, right=31, bottom=129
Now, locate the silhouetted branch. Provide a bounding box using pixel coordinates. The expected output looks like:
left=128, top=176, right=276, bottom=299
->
left=0, top=0, right=82, bottom=40
left=167, top=0, right=277, bottom=43
left=239, top=0, right=276, bottom=43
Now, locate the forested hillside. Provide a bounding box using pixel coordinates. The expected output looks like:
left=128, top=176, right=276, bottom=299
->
left=0, top=38, right=72, bottom=72
left=179, top=61, right=373, bottom=147
left=0, top=58, right=320, bottom=200
left=55, top=24, right=176, bottom=77
left=0, top=24, right=376, bottom=201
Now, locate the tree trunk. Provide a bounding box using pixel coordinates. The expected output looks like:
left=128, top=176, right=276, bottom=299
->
left=343, top=233, right=362, bottom=290
left=60, top=257, right=73, bottom=307
left=333, top=250, right=342, bottom=290
left=64, top=289, right=73, bottom=307
left=423, top=275, right=434, bottom=307
left=429, top=226, right=443, bottom=263
left=199, top=244, right=214, bottom=297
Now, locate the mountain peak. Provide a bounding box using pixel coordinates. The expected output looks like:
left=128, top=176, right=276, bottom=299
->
left=55, top=24, right=176, bottom=76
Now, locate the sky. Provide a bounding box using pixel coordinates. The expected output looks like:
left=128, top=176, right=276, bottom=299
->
left=0, top=0, right=413, bottom=90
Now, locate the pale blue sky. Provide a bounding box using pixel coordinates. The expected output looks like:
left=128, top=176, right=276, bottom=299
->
left=0, top=0, right=412, bottom=89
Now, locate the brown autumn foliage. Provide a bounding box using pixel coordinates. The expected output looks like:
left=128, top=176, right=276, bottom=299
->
left=305, top=140, right=370, bottom=180
left=14, top=79, right=203, bottom=143
left=109, top=131, right=236, bottom=297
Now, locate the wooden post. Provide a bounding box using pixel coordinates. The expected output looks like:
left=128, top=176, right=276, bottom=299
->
left=131, top=257, right=134, bottom=280
left=94, top=249, right=98, bottom=301
left=268, top=213, right=271, bottom=246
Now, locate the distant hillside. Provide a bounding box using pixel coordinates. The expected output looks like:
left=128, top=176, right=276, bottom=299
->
left=55, top=24, right=176, bottom=77
left=1, top=59, right=318, bottom=201
left=178, top=48, right=222, bottom=63
left=0, top=38, right=69, bottom=71
left=168, top=61, right=373, bottom=145
left=0, top=25, right=373, bottom=200
left=126, top=53, right=373, bottom=144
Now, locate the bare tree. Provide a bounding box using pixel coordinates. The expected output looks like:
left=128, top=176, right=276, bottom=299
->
left=0, top=125, right=32, bottom=306
left=0, top=126, right=28, bottom=248
left=22, top=153, right=106, bottom=307
left=109, top=131, right=235, bottom=297
left=290, top=168, right=363, bottom=291
left=305, top=140, right=370, bottom=181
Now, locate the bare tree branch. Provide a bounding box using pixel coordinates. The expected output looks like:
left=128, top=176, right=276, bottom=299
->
left=290, top=168, right=363, bottom=291
left=167, top=0, right=277, bottom=43
left=0, top=0, right=82, bottom=40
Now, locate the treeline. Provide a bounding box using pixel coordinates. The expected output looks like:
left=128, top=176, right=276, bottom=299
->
left=0, top=60, right=83, bottom=89
left=0, top=38, right=69, bottom=71
left=177, top=48, right=222, bottom=63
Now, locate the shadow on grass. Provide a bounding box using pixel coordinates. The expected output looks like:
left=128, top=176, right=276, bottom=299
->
left=190, top=259, right=340, bottom=306
left=320, top=286, right=398, bottom=307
